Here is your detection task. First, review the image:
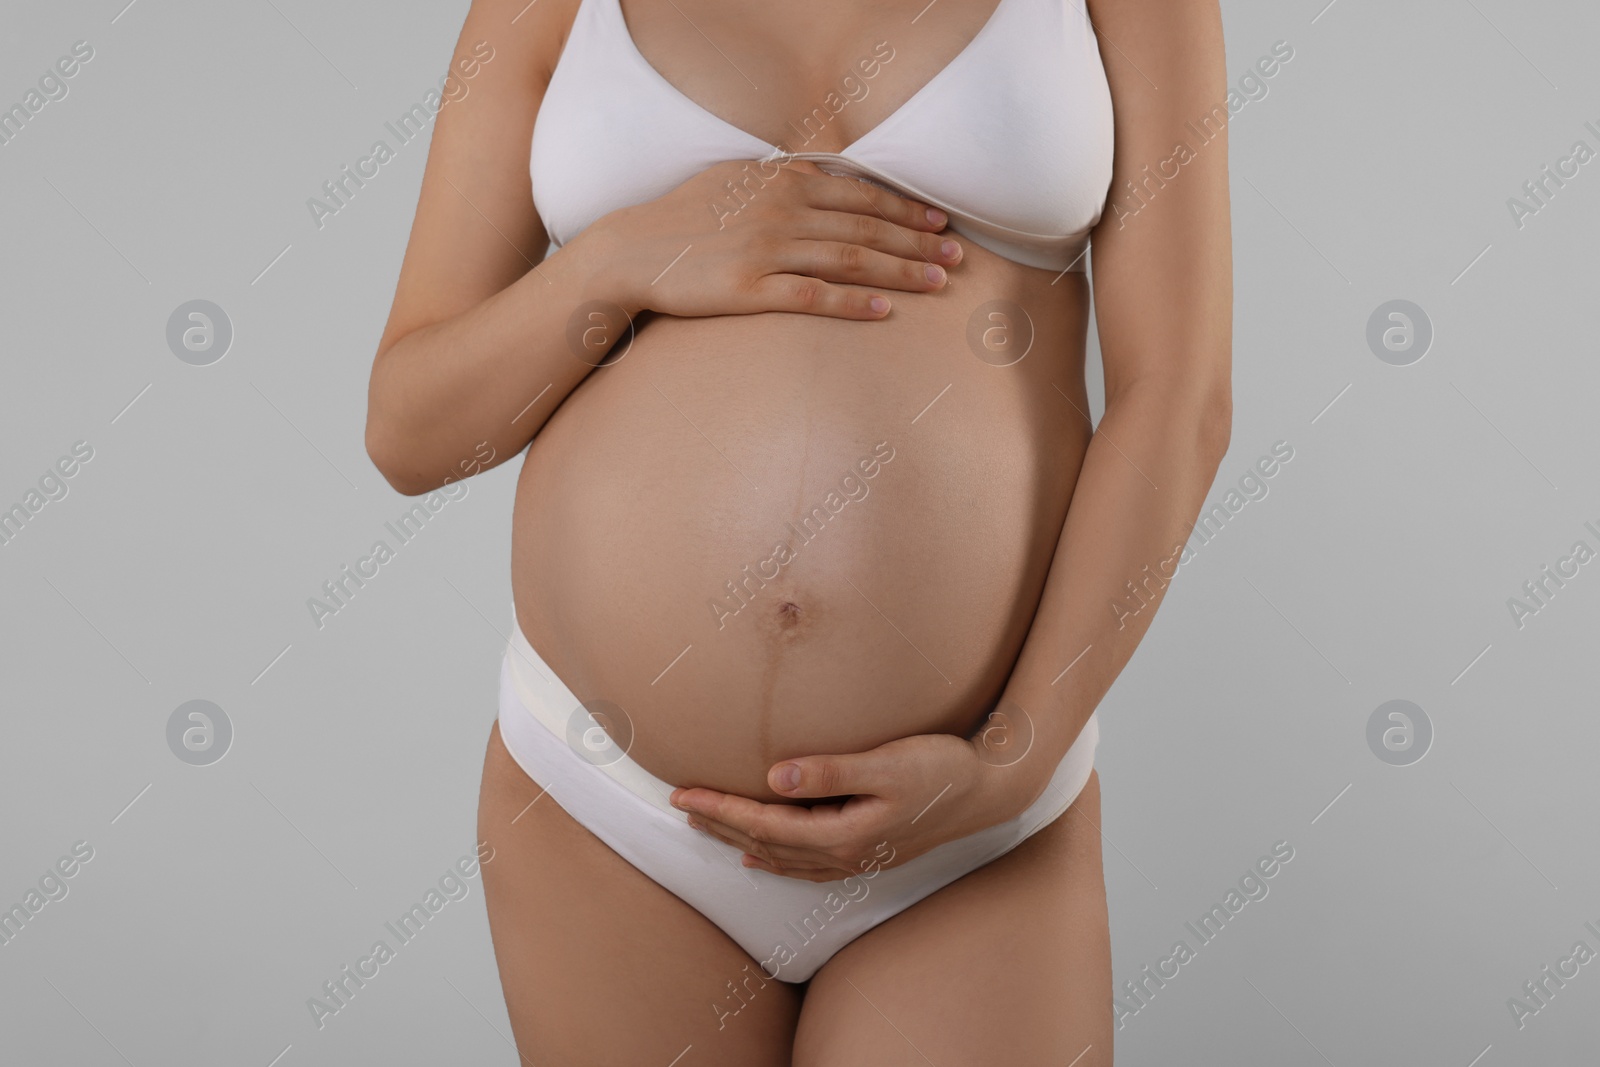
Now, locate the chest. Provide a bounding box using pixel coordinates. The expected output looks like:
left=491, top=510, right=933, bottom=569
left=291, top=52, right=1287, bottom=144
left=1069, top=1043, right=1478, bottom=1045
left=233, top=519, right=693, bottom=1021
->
left=616, top=0, right=1009, bottom=154
left=529, top=0, right=1115, bottom=272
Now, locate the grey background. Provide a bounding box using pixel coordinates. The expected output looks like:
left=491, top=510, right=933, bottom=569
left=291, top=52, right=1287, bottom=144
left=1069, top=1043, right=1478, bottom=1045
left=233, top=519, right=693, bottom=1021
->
left=2, top=0, right=1596, bottom=1063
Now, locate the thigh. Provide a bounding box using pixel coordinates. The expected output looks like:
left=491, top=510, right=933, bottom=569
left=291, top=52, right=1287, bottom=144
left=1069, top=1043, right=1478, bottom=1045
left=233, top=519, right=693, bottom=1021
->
left=477, top=722, right=805, bottom=1067
left=793, top=770, right=1112, bottom=1067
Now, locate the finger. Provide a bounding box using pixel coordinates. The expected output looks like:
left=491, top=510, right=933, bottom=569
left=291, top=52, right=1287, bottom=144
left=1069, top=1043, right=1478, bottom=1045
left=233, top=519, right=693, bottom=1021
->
left=795, top=199, right=963, bottom=268
left=778, top=159, right=831, bottom=179
left=740, top=853, right=841, bottom=873
left=741, top=855, right=854, bottom=883
left=687, top=815, right=834, bottom=866
left=685, top=789, right=856, bottom=852
left=742, top=273, right=893, bottom=320
left=777, top=240, right=951, bottom=296
left=746, top=839, right=910, bottom=878
left=767, top=750, right=890, bottom=800
left=798, top=167, right=950, bottom=234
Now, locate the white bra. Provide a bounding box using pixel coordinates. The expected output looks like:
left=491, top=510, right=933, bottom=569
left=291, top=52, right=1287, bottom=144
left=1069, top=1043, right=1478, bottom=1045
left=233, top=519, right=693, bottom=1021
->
left=530, top=0, right=1114, bottom=272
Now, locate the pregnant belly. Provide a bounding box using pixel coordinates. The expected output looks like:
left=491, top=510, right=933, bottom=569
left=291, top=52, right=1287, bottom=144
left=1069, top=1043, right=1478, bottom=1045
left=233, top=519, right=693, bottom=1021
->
left=512, top=260, right=1093, bottom=802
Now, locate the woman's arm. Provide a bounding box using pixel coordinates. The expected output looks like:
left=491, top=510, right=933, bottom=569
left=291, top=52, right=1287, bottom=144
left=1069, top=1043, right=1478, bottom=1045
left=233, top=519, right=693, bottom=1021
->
left=663, top=0, right=1234, bottom=877
left=365, top=0, right=618, bottom=496
left=981, top=0, right=1234, bottom=813
left=365, top=0, right=959, bottom=496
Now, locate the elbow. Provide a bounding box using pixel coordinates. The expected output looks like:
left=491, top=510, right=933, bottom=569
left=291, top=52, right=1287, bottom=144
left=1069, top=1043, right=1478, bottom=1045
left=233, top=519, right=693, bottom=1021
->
left=1113, top=372, right=1232, bottom=466
left=364, top=419, right=432, bottom=497
left=365, top=355, right=435, bottom=497
left=364, top=339, right=431, bottom=496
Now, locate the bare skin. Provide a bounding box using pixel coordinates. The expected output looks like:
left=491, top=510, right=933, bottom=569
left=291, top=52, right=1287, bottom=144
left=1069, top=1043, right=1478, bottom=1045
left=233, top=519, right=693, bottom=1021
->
left=513, top=255, right=1095, bottom=801
left=479, top=721, right=1110, bottom=1066
left=368, top=0, right=1231, bottom=1059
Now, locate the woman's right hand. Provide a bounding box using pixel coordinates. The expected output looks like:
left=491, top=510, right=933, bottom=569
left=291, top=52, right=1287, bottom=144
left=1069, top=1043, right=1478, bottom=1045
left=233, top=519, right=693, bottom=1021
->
left=579, top=159, right=964, bottom=320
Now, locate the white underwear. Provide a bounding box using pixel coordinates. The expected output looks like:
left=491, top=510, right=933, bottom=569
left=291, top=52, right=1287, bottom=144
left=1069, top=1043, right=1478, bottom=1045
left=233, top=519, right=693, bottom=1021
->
left=496, top=611, right=1100, bottom=984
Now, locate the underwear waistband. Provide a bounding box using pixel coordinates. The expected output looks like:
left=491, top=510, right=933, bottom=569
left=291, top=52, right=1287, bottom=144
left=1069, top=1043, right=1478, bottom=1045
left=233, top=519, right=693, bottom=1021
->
left=502, top=607, right=1099, bottom=824
left=503, top=609, right=684, bottom=819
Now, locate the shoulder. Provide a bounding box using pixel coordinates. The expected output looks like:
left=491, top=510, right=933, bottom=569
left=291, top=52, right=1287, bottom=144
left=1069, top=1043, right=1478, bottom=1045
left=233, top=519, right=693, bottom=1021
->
left=456, top=0, right=587, bottom=90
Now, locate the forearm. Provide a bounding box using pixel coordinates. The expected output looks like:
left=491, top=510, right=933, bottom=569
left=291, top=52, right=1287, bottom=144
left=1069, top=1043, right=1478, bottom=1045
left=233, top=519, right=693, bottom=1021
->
left=980, top=381, right=1229, bottom=812
left=364, top=231, right=623, bottom=496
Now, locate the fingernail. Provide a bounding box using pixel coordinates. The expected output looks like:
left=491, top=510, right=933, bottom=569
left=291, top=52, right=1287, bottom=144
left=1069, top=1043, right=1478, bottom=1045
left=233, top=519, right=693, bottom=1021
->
left=869, top=295, right=890, bottom=314
left=925, top=264, right=946, bottom=284
left=774, top=763, right=801, bottom=790
left=687, top=817, right=703, bottom=831
left=926, top=207, right=947, bottom=227
left=940, top=240, right=961, bottom=261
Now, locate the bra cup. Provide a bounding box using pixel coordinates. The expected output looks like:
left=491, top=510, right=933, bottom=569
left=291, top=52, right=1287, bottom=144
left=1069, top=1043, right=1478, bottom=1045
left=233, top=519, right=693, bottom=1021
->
left=530, top=0, right=1114, bottom=272
left=831, top=0, right=1114, bottom=246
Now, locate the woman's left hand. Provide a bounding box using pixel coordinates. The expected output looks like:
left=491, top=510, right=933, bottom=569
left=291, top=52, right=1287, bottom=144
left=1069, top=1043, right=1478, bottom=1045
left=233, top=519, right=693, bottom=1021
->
left=668, top=731, right=1036, bottom=882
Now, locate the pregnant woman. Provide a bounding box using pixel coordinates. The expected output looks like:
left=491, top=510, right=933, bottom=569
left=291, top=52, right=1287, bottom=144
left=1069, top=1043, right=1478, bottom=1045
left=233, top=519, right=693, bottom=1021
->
left=365, top=0, right=1230, bottom=1060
